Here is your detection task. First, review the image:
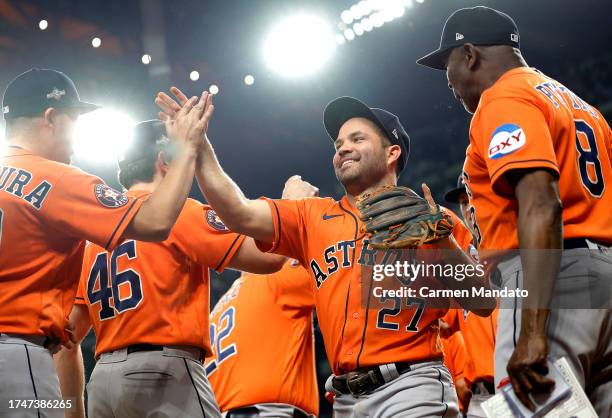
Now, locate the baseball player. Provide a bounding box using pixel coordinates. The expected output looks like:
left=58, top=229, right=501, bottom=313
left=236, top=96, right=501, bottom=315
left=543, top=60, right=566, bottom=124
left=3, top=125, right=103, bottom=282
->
left=156, top=88, right=495, bottom=417
left=418, top=6, right=612, bottom=414
left=207, top=261, right=318, bottom=418
left=54, top=119, right=287, bottom=418
left=0, top=69, right=210, bottom=418
left=444, top=177, right=497, bottom=418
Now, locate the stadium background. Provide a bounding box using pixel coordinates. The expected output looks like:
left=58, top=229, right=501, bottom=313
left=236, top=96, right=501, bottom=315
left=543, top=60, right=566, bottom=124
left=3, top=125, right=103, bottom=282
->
left=1, top=0, right=611, bottom=416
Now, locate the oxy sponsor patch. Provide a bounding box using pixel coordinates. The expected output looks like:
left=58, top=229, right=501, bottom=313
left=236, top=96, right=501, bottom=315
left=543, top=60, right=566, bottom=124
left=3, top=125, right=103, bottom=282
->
left=488, top=123, right=526, bottom=159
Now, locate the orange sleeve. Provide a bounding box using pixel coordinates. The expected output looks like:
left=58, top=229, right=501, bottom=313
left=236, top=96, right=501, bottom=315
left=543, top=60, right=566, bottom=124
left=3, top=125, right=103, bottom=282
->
left=274, top=262, right=316, bottom=311
left=172, top=200, right=246, bottom=272
left=42, top=168, right=143, bottom=250
left=444, top=208, right=473, bottom=252
left=444, top=332, right=468, bottom=383
left=476, top=97, right=559, bottom=195
left=442, top=308, right=460, bottom=334
left=255, top=198, right=309, bottom=266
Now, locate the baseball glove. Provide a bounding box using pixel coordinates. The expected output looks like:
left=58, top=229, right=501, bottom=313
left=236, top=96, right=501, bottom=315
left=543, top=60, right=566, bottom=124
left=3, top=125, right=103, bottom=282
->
left=356, top=185, right=454, bottom=249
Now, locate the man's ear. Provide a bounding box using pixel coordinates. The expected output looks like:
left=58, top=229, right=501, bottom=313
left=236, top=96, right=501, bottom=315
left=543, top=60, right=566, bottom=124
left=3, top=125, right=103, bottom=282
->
left=156, top=151, right=169, bottom=174
left=387, top=144, right=402, bottom=167
left=464, top=43, right=479, bottom=71
left=43, top=107, right=57, bottom=126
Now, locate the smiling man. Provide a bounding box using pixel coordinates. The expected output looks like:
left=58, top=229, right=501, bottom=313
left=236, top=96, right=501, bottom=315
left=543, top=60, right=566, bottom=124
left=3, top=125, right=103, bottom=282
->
left=417, top=6, right=612, bottom=414
left=156, top=89, right=494, bottom=417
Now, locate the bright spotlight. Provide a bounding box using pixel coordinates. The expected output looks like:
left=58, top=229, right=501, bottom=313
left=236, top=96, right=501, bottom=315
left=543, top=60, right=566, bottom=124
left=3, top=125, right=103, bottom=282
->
left=353, top=22, right=364, bottom=36
left=335, top=34, right=346, bottom=45
left=190, top=71, right=200, bottom=81
left=141, top=54, right=151, bottom=65
left=415, top=0, right=424, bottom=3
left=380, top=0, right=405, bottom=21
left=244, top=75, right=255, bottom=85
left=371, top=12, right=384, bottom=27
left=358, top=0, right=372, bottom=15
left=341, top=10, right=353, bottom=25
left=91, top=37, right=101, bottom=48
left=39, top=20, right=48, bottom=30
left=343, top=28, right=355, bottom=41
left=361, top=17, right=373, bottom=32
left=349, top=4, right=362, bottom=20
left=263, top=13, right=336, bottom=77
left=209, top=84, right=219, bottom=95
left=73, top=109, right=135, bottom=164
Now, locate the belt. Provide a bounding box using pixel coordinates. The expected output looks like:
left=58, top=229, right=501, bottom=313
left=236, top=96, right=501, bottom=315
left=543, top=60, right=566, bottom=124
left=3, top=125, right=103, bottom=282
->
left=126, top=344, right=164, bottom=354
left=226, top=406, right=309, bottom=418
left=332, top=361, right=415, bottom=396
left=125, top=344, right=204, bottom=363
left=564, top=238, right=610, bottom=249
left=0, top=332, right=53, bottom=349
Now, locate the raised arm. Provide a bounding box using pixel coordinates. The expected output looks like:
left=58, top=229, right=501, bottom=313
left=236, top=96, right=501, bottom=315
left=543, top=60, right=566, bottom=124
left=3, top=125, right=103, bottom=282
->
left=155, top=87, right=317, bottom=243
left=125, top=93, right=214, bottom=242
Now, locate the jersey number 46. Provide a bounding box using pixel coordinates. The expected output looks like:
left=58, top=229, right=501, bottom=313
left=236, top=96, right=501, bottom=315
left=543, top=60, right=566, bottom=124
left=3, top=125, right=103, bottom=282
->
left=86, top=240, right=143, bottom=321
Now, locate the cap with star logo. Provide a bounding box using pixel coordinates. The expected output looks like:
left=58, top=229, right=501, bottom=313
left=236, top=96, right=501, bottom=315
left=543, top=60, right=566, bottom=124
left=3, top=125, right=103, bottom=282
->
left=417, top=6, right=520, bottom=70
left=2, top=68, right=101, bottom=120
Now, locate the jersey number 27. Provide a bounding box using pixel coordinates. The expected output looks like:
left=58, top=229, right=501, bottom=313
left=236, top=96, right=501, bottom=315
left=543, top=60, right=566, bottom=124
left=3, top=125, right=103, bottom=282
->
left=86, top=240, right=144, bottom=320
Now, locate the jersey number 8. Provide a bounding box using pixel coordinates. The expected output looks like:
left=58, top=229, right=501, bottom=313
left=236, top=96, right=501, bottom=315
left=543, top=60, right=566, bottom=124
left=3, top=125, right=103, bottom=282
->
left=575, top=120, right=605, bottom=197
left=86, top=240, right=143, bottom=320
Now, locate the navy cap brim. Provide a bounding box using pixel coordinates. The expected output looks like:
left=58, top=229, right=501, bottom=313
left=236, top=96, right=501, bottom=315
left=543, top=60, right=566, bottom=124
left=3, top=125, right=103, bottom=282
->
left=324, top=96, right=387, bottom=142
left=71, top=100, right=102, bottom=114
left=443, top=187, right=467, bottom=204
left=416, top=47, right=452, bottom=70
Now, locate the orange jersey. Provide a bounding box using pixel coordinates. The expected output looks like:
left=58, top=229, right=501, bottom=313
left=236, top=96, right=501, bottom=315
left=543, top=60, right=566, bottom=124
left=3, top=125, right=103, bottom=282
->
left=443, top=308, right=497, bottom=382
left=206, top=261, right=318, bottom=416
left=256, top=195, right=473, bottom=374
left=75, top=193, right=245, bottom=358
left=0, top=146, right=142, bottom=342
left=464, top=67, right=612, bottom=250
left=442, top=330, right=470, bottom=385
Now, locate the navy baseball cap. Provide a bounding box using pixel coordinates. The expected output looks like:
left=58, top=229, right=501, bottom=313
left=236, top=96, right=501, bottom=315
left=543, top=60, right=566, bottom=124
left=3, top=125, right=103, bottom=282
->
left=444, top=174, right=467, bottom=204
left=417, top=6, right=520, bottom=70
left=323, top=96, right=410, bottom=174
left=2, top=68, right=100, bottom=120
left=118, top=120, right=169, bottom=168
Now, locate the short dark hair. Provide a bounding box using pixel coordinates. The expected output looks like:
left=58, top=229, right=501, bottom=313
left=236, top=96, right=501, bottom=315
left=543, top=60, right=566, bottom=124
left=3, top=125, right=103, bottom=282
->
left=117, top=120, right=169, bottom=189
left=117, top=155, right=158, bottom=189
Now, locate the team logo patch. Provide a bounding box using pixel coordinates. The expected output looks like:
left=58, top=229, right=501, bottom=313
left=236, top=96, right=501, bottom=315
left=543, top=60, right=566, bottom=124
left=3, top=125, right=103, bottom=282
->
left=206, top=210, right=229, bottom=231
left=488, top=123, right=526, bottom=159
left=94, top=184, right=129, bottom=208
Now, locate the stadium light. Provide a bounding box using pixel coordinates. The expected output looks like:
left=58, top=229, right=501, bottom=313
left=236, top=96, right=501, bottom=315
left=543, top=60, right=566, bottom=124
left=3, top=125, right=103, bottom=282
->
left=91, top=37, right=101, bottom=48
left=73, top=109, right=135, bottom=164
left=244, top=75, right=255, bottom=86
left=341, top=10, right=353, bottom=25
left=209, top=84, right=219, bottom=95
left=335, top=0, right=416, bottom=44
left=335, top=34, right=346, bottom=45
left=39, top=20, right=48, bottom=30
left=190, top=71, right=200, bottom=81
left=141, top=54, right=151, bottom=65
left=263, top=13, right=336, bottom=78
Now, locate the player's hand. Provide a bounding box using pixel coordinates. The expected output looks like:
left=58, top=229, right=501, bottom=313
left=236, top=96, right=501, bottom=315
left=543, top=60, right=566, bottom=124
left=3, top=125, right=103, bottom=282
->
left=282, top=175, right=319, bottom=199
left=163, top=91, right=215, bottom=151
left=506, top=333, right=555, bottom=411
left=155, top=86, right=190, bottom=121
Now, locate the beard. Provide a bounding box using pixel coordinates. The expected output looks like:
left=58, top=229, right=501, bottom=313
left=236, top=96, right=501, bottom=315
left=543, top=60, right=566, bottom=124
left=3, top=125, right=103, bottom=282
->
left=335, top=151, right=388, bottom=194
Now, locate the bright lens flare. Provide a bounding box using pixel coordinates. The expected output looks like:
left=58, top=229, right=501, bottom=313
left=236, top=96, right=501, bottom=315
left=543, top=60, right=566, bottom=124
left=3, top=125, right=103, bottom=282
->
left=73, top=109, right=135, bottom=164
left=263, top=13, right=336, bottom=77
